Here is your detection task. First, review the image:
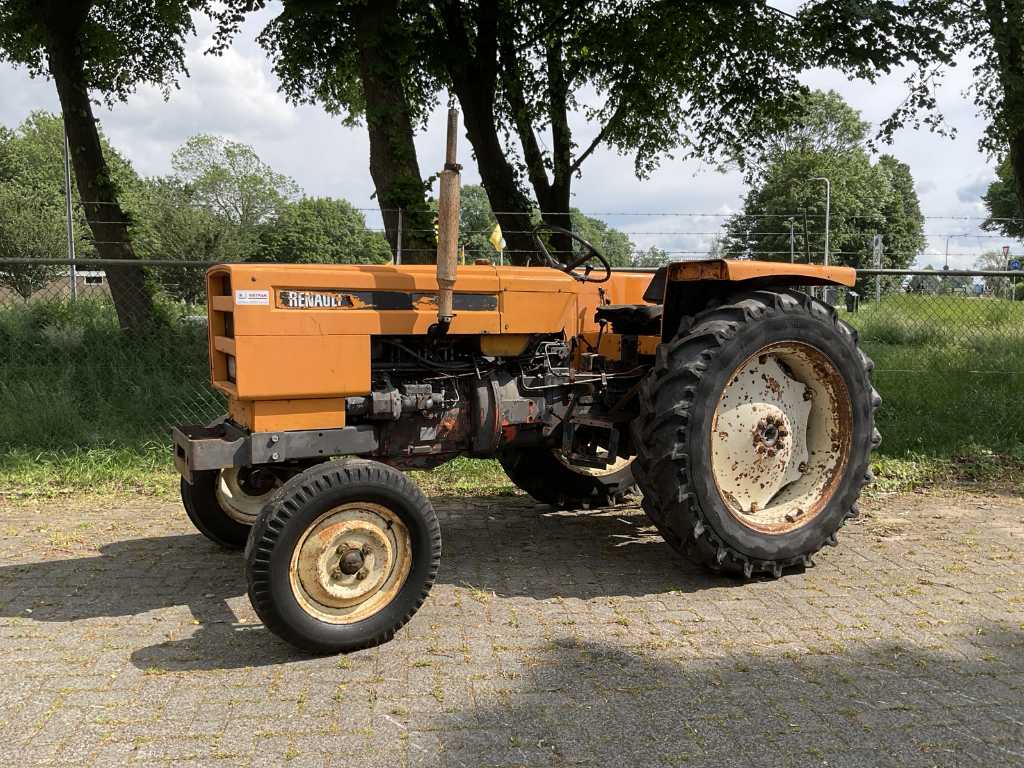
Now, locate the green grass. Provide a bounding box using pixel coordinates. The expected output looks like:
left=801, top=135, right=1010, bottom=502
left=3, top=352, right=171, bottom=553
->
left=0, top=443, right=178, bottom=498
left=2, top=294, right=1023, bottom=498
left=0, top=441, right=514, bottom=500
left=0, top=297, right=213, bottom=448
left=845, top=294, right=1024, bottom=459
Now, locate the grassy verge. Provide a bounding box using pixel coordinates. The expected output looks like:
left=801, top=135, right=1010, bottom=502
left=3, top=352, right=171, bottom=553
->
left=2, top=294, right=1023, bottom=501
left=3, top=442, right=1021, bottom=502
left=0, top=445, right=515, bottom=501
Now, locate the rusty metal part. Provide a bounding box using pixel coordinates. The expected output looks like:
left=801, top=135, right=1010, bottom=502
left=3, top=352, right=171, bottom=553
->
left=214, top=467, right=279, bottom=525
left=288, top=502, right=412, bottom=624
left=554, top=450, right=634, bottom=478
left=710, top=342, right=852, bottom=534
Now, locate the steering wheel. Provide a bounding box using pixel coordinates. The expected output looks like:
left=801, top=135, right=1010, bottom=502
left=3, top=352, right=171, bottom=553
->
left=532, top=223, right=612, bottom=283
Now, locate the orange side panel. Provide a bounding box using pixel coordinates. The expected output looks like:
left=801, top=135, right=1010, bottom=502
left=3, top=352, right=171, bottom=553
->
left=251, top=398, right=346, bottom=433
left=499, top=290, right=577, bottom=334
left=233, top=335, right=370, bottom=399
left=667, top=259, right=856, bottom=287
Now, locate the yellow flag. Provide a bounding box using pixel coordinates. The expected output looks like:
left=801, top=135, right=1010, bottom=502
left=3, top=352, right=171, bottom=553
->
left=489, top=222, right=505, bottom=253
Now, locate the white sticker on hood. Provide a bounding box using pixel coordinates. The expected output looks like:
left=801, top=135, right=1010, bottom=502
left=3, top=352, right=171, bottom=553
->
left=235, top=289, right=270, bottom=305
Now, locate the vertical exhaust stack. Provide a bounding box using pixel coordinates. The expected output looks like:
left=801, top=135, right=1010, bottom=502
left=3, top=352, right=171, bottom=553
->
left=434, top=108, right=461, bottom=336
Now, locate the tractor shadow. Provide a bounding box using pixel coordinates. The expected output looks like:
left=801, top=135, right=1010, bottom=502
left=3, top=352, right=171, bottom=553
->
left=435, top=496, right=756, bottom=600
left=0, top=496, right=749, bottom=671
left=430, top=626, right=1024, bottom=767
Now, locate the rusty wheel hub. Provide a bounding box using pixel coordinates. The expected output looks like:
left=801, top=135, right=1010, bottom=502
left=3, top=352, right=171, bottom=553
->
left=710, top=342, right=852, bottom=533
left=289, top=502, right=411, bottom=624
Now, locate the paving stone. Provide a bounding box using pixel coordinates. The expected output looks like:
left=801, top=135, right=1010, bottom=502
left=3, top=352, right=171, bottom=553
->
left=1, top=489, right=1023, bottom=766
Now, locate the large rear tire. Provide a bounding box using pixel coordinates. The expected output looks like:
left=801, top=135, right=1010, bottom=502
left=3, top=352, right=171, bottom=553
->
left=245, top=459, right=441, bottom=654
left=632, top=289, right=880, bottom=578
left=498, top=446, right=636, bottom=509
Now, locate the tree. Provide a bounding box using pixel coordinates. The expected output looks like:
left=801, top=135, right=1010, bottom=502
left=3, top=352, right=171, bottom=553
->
left=458, top=184, right=500, bottom=261
left=219, top=0, right=439, bottom=263
left=632, top=245, right=670, bottom=268
left=219, top=1, right=949, bottom=265
left=0, top=0, right=213, bottom=329
left=975, top=250, right=1013, bottom=297
left=982, top=157, right=1024, bottom=239
left=907, top=265, right=943, bottom=295
left=869, top=2, right=1024, bottom=216
left=569, top=210, right=633, bottom=268
left=256, top=197, right=392, bottom=265
left=129, top=177, right=250, bottom=304
left=171, top=134, right=299, bottom=242
left=0, top=111, right=135, bottom=261
left=723, top=91, right=926, bottom=294
left=0, top=185, right=65, bottom=298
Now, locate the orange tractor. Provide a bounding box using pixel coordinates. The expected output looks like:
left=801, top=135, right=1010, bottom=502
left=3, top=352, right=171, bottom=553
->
left=173, top=113, right=879, bottom=653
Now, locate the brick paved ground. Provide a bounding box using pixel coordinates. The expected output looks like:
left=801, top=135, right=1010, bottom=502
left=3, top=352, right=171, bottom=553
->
left=0, top=488, right=1022, bottom=767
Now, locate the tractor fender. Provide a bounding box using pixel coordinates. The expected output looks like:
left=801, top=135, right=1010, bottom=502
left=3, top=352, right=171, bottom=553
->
left=645, top=259, right=857, bottom=342
left=643, top=258, right=855, bottom=304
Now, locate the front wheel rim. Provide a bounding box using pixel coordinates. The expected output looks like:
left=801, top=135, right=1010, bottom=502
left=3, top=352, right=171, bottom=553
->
left=289, top=502, right=412, bottom=624
left=710, top=342, right=852, bottom=534
left=216, top=467, right=280, bottom=525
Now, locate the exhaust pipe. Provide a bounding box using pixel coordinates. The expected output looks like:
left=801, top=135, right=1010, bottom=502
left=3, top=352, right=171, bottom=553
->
left=433, top=108, right=461, bottom=336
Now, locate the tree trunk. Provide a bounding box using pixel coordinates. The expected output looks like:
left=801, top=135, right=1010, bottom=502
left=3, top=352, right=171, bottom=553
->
left=436, top=1, right=537, bottom=265
left=354, top=0, right=435, bottom=264
left=41, top=11, right=155, bottom=331
left=985, top=0, right=1024, bottom=216
left=459, top=89, right=537, bottom=265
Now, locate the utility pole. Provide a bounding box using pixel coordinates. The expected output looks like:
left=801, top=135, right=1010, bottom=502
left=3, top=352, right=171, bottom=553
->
left=788, top=218, right=795, bottom=263
left=63, top=129, right=77, bottom=299
left=809, top=177, right=831, bottom=266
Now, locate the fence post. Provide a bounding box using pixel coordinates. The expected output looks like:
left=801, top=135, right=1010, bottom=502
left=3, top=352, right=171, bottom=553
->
left=396, top=208, right=403, bottom=265
left=873, top=234, right=884, bottom=303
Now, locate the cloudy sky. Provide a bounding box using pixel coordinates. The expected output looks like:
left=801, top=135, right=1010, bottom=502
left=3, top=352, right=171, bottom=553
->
left=1, top=5, right=1018, bottom=269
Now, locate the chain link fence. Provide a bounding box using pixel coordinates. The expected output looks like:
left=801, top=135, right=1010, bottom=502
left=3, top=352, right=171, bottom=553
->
left=1, top=258, right=1022, bottom=457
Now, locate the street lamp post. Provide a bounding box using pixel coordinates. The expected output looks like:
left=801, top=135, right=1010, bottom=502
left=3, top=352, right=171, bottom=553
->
left=809, top=177, right=831, bottom=266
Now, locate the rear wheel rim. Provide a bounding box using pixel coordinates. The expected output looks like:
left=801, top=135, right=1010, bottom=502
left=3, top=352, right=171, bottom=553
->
left=710, top=342, right=852, bottom=534
left=289, top=502, right=412, bottom=624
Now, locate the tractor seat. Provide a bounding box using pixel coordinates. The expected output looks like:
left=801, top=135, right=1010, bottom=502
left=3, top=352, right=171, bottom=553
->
left=594, top=304, right=663, bottom=335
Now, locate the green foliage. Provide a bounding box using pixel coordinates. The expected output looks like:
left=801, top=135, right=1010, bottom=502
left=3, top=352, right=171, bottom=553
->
left=0, top=185, right=65, bottom=298
left=632, top=246, right=670, bottom=268
left=0, top=111, right=138, bottom=298
left=568, top=210, right=633, bottom=267
left=459, top=185, right=500, bottom=260
left=0, top=0, right=210, bottom=104
left=249, top=0, right=439, bottom=129
left=975, top=250, right=1016, bottom=297
left=256, top=197, right=391, bottom=265
left=0, top=297, right=211, bottom=449
left=128, top=176, right=250, bottom=303
left=724, top=91, right=925, bottom=291
left=982, top=157, right=1024, bottom=239
left=170, top=134, right=299, bottom=231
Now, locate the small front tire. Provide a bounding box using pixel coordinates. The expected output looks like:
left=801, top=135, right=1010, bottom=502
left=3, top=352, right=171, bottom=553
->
left=245, top=459, right=441, bottom=654
left=181, top=471, right=252, bottom=549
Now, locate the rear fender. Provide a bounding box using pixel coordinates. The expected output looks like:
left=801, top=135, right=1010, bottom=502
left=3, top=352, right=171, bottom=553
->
left=652, top=259, right=856, bottom=342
